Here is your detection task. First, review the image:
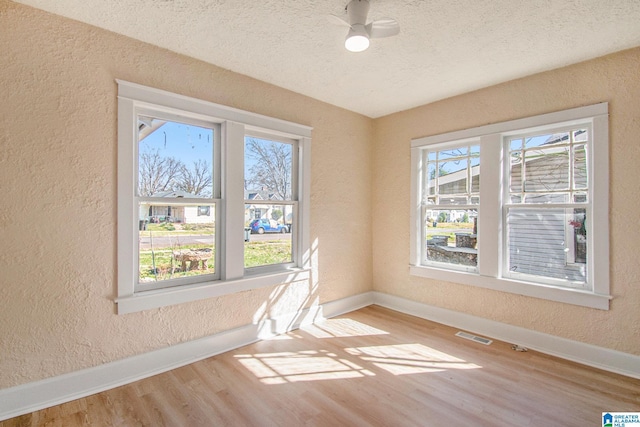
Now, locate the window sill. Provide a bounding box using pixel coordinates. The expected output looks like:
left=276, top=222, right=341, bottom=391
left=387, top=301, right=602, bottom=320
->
left=409, top=265, right=611, bottom=310
left=116, top=268, right=310, bottom=314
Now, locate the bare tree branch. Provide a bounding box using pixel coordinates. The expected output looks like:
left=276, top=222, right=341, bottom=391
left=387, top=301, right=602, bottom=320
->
left=176, top=159, right=212, bottom=197
left=138, top=150, right=183, bottom=196
left=245, top=138, right=291, bottom=200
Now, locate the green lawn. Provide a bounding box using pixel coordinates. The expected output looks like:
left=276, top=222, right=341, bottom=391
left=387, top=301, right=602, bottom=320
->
left=425, top=222, right=474, bottom=244
left=139, top=239, right=292, bottom=282
left=139, top=243, right=214, bottom=281
left=426, top=222, right=474, bottom=230
left=244, top=240, right=292, bottom=267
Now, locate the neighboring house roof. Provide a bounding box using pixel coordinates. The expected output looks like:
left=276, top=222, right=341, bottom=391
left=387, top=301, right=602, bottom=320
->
left=427, top=130, right=587, bottom=195
left=245, top=190, right=278, bottom=201
left=151, top=190, right=198, bottom=198
left=544, top=129, right=586, bottom=145
left=138, top=117, right=167, bottom=141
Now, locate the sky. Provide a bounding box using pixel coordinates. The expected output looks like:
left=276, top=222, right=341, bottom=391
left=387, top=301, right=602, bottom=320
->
left=138, top=119, right=213, bottom=168
left=138, top=117, right=285, bottom=191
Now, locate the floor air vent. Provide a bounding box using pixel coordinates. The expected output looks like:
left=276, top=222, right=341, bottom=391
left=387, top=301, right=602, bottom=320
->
left=455, top=331, right=493, bottom=345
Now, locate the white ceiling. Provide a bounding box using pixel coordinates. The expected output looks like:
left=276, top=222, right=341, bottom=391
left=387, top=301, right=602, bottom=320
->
left=13, top=0, right=640, bottom=118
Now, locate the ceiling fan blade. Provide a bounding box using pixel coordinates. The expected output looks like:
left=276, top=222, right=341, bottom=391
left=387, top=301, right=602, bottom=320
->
left=327, top=13, right=351, bottom=27
left=366, top=18, right=400, bottom=38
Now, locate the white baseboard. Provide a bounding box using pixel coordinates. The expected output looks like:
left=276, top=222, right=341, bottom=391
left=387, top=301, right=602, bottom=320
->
left=0, top=323, right=261, bottom=421
left=2, top=290, right=637, bottom=421
left=0, top=292, right=373, bottom=421
left=372, top=291, right=640, bottom=380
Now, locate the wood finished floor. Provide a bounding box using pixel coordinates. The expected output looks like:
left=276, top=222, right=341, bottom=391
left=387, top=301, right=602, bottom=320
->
left=3, top=305, right=639, bottom=426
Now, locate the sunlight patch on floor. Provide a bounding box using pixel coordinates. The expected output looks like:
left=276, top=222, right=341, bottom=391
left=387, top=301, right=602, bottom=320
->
left=264, top=334, right=295, bottom=340
left=302, top=318, right=389, bottom=338
left=235, top=349, right=375, bottom=384
left=236, top=318, right=481, bottom=384
left=345, top=343, right=482, bottom=375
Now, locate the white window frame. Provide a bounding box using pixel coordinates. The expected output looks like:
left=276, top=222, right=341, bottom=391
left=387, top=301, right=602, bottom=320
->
left=501, top=124, right=591, bottom=288
left=116, top=80, right=312, bottom=314
left=134, top=110, right=222, bottom=293
left=243, top=131, right=299, bottom=275
left=419, top=139, right=480, bottom=273
left=410, top=103, right=610, bottom=310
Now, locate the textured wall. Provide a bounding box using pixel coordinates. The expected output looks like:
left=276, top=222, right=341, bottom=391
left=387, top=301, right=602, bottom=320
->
left=372, top=47, right=640, bottom=355
left=0, top=0, right=373, bottom=388
left=2, top=0, right=638, bottom=393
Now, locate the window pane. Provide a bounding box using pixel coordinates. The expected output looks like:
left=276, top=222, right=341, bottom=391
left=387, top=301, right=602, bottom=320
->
left=471, top=173, right=480, bottom=194
left=573, top=129, right=588, bottom=142
left=574, top=193, right=587, bottom=203
left=573, top=144, right=588, bottom=190
left=423, top=143, right=479, bottom=206
left=509, top=138, right=522, bottom=150
left=425, top=209, right=477, bottom=268
left=439, top=159, right=468, bottom=195
left=506, top=208, right=587, bottom=287
left=138, top=203, right=215, bottom=284
left=245, top=137, right=293, bottom=201
left=570, top=208, right=587, bottom=264
left=244, top=203, right=293, bottom=268
left=138, top=116, right=214, bottom=198
left=438, top=147, right=468, bottom=160
left=509, top=151, right=523, bottom=193
left=426, top=163, right=436, bottom=197
left=244, top=135, right=295, bottom=269
left=509, top=128, right=588, bottom=205
left=524, top=132, right=568, bottom=148
left=523, top=146, right=570, bottom=192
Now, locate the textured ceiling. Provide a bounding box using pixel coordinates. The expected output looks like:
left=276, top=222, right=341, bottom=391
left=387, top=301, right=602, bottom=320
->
left=12, top=0, right=640, bottom=118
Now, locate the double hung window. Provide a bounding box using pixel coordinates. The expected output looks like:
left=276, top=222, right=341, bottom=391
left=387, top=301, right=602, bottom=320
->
left=117, top=81, right=311, bottom=314
left=135, top=115, right=220, bottom=292
left=504, top=128, right=590, bottom=285
left=420, top=143, right=480, bottom=271
left=411, top=103, right=610, bottom=309
left=244, top=135, right=297, bottom=271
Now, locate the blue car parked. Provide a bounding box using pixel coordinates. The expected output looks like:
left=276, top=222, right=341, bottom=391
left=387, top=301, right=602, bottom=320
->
left=249, top=218, right=289, bottom=234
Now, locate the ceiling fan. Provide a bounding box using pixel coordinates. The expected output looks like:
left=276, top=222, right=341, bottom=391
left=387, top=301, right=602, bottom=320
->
left=329, top=0, right=400, bottom=52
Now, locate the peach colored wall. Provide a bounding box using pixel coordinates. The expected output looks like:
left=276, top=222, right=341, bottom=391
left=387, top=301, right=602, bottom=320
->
left=373, top=47, right=640, bottom=356
left=0, top=1, right=372, bottom=388
left=2, top=0, right=638, bottom=393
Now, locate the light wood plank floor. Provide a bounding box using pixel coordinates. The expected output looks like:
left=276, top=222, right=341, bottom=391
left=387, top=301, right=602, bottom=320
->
left=3, top=305, right=639, bottom=426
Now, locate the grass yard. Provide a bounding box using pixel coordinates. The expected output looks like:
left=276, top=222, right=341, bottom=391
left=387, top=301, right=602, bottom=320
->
left=425, top=221, right=474, bottom=244
left=139, top=239, right=292, bottom=282
left=244, top=240, right=292, bottom=267
left=139, top=243, right=215, bottom=281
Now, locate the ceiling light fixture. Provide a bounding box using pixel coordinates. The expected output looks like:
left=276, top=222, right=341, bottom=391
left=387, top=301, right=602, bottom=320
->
left=329, top=0, right=400, bottom=53
left=345, top=24, right=370, bottom=52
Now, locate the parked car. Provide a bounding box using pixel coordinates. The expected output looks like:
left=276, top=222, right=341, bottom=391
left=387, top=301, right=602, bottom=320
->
left=249, top=218, right=289, bottom=234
